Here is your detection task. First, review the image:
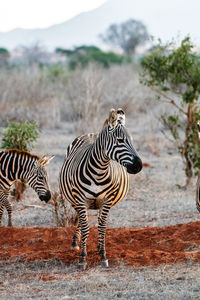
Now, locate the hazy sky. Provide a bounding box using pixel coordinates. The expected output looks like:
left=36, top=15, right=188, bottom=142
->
left=0, top=0, right=107, bottom=32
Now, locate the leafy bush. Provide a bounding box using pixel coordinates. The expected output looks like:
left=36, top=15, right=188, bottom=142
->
left=1, top=120, right=39, bottom=151
left=41, top=64, right=69, bottom=81
left=141, top=37, right=200, bottom=187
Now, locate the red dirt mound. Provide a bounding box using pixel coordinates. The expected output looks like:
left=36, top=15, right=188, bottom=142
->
left=1, top=222, right=200, bottom=267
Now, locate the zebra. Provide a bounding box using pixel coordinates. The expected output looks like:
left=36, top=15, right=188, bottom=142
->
left=196, top=122, right=200, bottom=211
left=59, top=108, right=142, bottom=269
left=0, top=149, right=54, bottom=226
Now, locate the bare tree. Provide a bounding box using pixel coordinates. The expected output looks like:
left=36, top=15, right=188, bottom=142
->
left=100, top=19, right=149, bottom=55
left=16, top=43, right=49, bottom=65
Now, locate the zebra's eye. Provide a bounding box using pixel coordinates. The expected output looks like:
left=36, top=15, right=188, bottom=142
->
left=117, top=138, right=124, bottom=144
left=38, top=174, right=44, bottom=180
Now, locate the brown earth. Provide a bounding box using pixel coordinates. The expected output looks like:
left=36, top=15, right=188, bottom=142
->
left=1, top=222, right=200, bottom=268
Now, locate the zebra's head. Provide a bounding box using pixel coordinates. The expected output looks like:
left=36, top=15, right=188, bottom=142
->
left=27, top=155, right=54, bottom=203
left=104, top=108, right=142, bottom=174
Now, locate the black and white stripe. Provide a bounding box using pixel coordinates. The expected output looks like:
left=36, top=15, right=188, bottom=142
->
left=0, top=149, right=54, bottom=226
left=196, top=122, right=200, bottom=212
left=59, top=108, right=142, bottom=269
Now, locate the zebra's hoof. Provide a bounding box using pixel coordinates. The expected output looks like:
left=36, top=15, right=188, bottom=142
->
left=101, top=259, right=109, bottom=268
left=71, top=245, right=80, bottom=251
left=78, top=263, right=87, bottom=270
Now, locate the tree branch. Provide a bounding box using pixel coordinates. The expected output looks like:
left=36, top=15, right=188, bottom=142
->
left=151, top=87, right=187, bottom=116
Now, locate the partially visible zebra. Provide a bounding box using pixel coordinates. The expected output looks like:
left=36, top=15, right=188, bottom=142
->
left=196, top=122, right=200, bottom=212
left=59, top=108, right=142, bottom=269
left=0, top=149, right=54, bottom=226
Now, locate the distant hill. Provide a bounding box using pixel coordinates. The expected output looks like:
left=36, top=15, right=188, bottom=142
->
left=0, top=0, right=200, bottom=50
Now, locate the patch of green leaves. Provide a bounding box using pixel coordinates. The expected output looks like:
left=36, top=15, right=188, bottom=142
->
left=141, top=37, right=200, bottom=103
left=1, top=121, right=39, bottom=151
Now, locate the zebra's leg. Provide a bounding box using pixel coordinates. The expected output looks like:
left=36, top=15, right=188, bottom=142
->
left=77, top=206, right=89, bottom=270
left=0, top=190, right=12, bottom=227
left=0, top=202, right=4, bottom=226
left=4, top=199, right=12, bottom=227
left=98, top=201, right=111, bottom=267
left=71, top=216, right=81, bottom=251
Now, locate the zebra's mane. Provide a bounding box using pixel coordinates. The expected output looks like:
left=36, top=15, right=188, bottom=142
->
left=2, top=149, right=39, bottom=160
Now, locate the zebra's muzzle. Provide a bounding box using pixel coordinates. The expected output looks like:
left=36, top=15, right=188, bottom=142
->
left=126, top=156, right=143, bottom=174
left=39, top=190, right=51, bottom=203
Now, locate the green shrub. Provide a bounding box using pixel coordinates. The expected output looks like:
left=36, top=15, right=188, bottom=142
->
left=1, top=120, right=39, bottom=151
left=41, top=64, right=69, bottom=81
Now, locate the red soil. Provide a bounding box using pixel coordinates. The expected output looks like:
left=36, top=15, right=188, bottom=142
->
left=1, top=222, right=200, bottom=267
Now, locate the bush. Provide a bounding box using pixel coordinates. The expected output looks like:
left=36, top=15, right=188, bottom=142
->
left=2, top=120, right=39, bottom=151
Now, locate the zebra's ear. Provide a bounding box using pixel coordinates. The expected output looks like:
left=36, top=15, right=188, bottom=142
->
left=38, top=155, right=55, bottom=166
left=117, top=108, right=125, bottom=125
left=108, top=109, right=118, bottom=128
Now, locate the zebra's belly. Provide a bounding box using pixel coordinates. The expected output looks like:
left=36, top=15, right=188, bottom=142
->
left=83, top=183, right=108, bottom=209
left=85, top=198, right=105, bottom=209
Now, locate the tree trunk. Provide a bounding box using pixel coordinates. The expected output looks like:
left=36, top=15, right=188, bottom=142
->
left=182, top=103, right=194, bottom=188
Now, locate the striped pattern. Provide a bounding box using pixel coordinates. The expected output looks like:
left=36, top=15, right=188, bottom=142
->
left=196, top=175, right=200, bottom=212
left=196, top=122, right=200, bottom=212
left=0, top=149, right=54, bottom=226
left=59, top=108, right=142, bottom=268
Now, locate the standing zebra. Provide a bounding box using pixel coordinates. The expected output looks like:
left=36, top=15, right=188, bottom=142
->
left=59, top=108, right=142, bottom=269
left=0, top=149, right=54, bottom=226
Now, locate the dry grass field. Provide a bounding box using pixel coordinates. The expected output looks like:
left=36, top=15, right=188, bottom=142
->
left=0, top=64, right=200, bottom=299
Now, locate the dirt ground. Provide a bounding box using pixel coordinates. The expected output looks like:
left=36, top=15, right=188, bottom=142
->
left=1, top=222, right=200, bottom=267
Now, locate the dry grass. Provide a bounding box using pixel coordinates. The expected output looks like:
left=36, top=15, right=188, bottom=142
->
left=50, top=191, right=78, bottom=227
left=63, top=63, right=155, bottom=134
left=0, top=66, right=60, bottom=128
left=0, top=259, right=200, bottom=299
left=0, top=63, right=155, bottom=132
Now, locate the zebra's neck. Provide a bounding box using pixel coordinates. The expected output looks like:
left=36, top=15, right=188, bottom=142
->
left=88, top=131, right=110, bottom=175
